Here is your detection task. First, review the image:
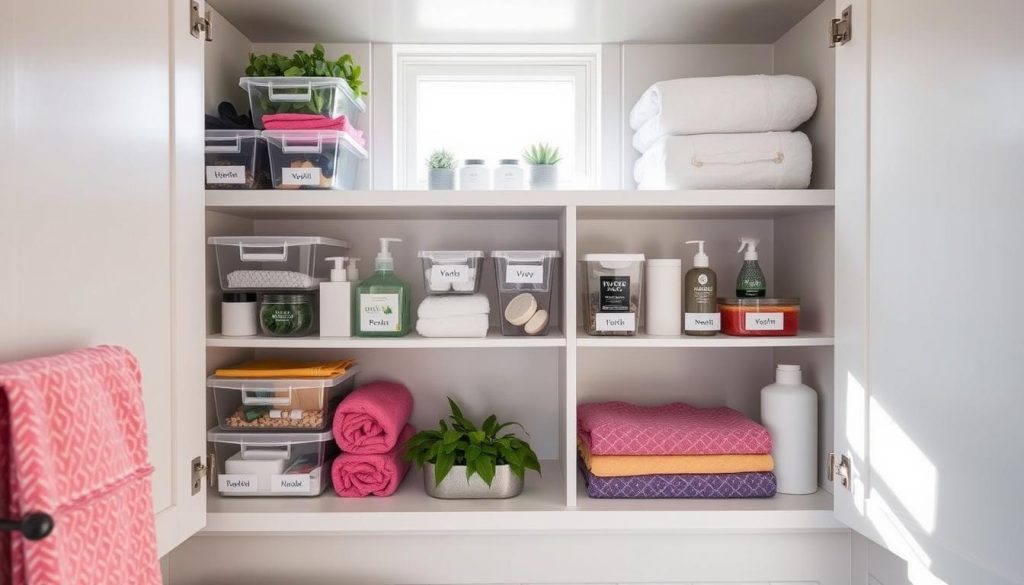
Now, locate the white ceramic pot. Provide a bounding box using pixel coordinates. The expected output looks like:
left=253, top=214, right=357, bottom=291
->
left=428, top=168, right=456, bottom=190
left=528, top=164, right=559, bottom=189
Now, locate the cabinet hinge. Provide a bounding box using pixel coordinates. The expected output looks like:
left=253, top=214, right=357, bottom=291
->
left=829, top=5, right=852, bottom=47
left=190, top=0, right=213, bottom=42
left=827, top=452, right=851, bottom=490
left=191, top=456, right=211, bottom=496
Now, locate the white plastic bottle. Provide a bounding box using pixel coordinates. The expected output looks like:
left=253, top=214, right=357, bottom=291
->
left=645, top=259, right=682, bottom=335
left=760, top=364, right=818, bottom=494
left=320, top=257, right=352, bottom=337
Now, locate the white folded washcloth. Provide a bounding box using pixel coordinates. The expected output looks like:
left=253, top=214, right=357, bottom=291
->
left=417, top=294, right=490, bottom=319
left=416, top=314, right=490, bottom=338
left=630, top=74, right=817, bottom=152
left=634, top=132, right=812, bottom=190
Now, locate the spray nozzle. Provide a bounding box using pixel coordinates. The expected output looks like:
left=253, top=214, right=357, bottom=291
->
left=375, top=238, right=402, bottom=270
left=737, top=237, right=760, bottom=261
left=326, top=257, right=348, bottom=282
left=685, top=240, right=709, bottom=268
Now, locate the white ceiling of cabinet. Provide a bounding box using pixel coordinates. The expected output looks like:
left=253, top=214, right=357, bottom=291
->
left=208, top=0, right=826, bottom=44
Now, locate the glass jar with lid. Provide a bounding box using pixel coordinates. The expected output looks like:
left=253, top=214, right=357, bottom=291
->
left=459, top=159, right=491, bottom=190
left=492, top=159, right=524, bottom=190
left=260, top=293, right=315, bottom=336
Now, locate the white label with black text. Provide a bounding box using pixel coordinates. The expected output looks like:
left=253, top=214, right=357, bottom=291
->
left=206, top=165, right=246, bottom=184
left=505, top=264, right=543, bottom=284
left=360, top=293, right=400, bottom=332
left=431, top=264, right=470, bottom=284
left=596, top=312, right=636, bottom=332
left=270, top=474, right=312, bottom=494
left=281, top=167, right=322, bottom=186
left=685, top=312, right=721, bottom=331
left=745, top=312, right=784, bottom=331
left=218, top=474, right=258, bottom=494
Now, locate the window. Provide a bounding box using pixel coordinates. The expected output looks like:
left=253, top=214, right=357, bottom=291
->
left=395, top=46, right=599, bottom=189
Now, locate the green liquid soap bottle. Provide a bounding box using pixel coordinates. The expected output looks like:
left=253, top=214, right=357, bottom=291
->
left=354, top=237, right=411, bottom=337
left=684, top=240, right=720, bottom=336
left=736, top=237, right=766, bottom=297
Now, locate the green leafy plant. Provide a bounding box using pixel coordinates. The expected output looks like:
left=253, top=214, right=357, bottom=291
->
left=245, top=43, right=366, bottom=116
left=426, top=149, right=457, bottom=170
left=405, top=398, right=541, bottom=487
left=523, top=142, right=562, bottom=166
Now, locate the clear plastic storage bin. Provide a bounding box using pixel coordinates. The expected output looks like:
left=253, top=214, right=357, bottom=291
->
left=205, top=130, right=270, bottom=189
left=209, top=368, right=357, bottom=431
left=208, top=429, right=337, bottom=497
left=491, top=250, right=561, bottom=336
left=418, top=251, right=485, bottom=294
left=263, top=129, right=367, bottom=190
left=208, top=236, right=349, bottom=291
left=582, top=254, right=646, bottom=336
left=239, top=76, right=366, bottom=130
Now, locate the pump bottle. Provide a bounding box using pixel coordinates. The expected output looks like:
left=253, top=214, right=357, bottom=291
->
left=736, top=237, right=766, bottom=297
left=354, top=238, right=411, bottom=337
left=320, top=257, right=352, bottom=337
left=683, top=240, right=720, bottom=336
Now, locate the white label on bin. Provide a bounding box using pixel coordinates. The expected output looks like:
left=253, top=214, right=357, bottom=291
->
left=360, top=294, right=400, bottom=332
left=431, top=264, right=470, bottom=284
left=206, top=165, right=246, bottom=184
left=745, top=312, right=784, bottom=331
left=282, top=167, right=322, bottom=186
left=270, top=474, right=312, bottom=494
left=218, top=474, right=258, bottom=493
left=685, top=312, right=721, bottom=331
left=596, top=312, right=636, bottom=332
left=505, top=264, right=543, bottom=284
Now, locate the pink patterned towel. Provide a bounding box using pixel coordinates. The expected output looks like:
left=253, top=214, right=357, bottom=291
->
left=333, top=381, right=414, bottom=455
left=332, top=424, right=415, bottom=497
left=0, top=346, right=161, bottom=585
left=577, top=401, right=772, bottom=456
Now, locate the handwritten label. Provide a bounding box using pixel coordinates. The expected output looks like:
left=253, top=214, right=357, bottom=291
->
left=745, top=312, right=784, bottom=331
left=270, top=474, right=312, bottom=494
left=218, top=474, right=258, bottom=494
left=431, top=264, right=470, bottom=284
left=596, top=312, right=636, bottom=332
left=206, top=165, right=246, bottom=184
left=360, top=294, right=400, bottom=332
left=685, top=312, right=721, bottom=332
left=505, top=264, right=543, bottom=284
left=281, top=167, right=322, bottom=186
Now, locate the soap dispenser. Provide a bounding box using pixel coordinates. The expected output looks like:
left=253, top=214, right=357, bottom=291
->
left=320, top=257, right=352, bottom=337
left=736, top=237, right=766, bottom=297
left=354, top=238, right=411, bottom=337
left=683, top=240, right=720, bottom=336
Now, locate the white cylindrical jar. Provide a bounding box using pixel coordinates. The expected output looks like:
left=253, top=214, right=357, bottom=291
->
left=761, top=364, right=818, bottom=494
left=459, top=159, right=491, bottom=190
left=222, top=292, right=258, bottom=337
left=492, top=159, right=524, bottom=190
left=645, top=259, right=682, bottom=335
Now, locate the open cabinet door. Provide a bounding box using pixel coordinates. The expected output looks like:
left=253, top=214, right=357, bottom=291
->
left=834, top=1, right=1024, bottom=584
left=0, top=0, right=208, bottom=558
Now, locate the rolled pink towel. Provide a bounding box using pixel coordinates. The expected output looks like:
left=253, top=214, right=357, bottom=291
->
left=333, top=381, right=414, bottom=454
left=332, top=424, right=416, bottom=497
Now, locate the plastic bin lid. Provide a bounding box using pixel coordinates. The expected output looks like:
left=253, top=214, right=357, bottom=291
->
left=238, top=76, right=366, bottom=112
left=259, top=129, right=368, bottom=159
left=207, top=235, right=349, bottom=248
left=206, top=129, right=261, bottom=138
left=206, top=367, right=357, bottom=391
left=491, top=250, right=562, bottom=260
left=208, top=428, right=334, bottom=445
left=417, top=251, right=484, bottom=260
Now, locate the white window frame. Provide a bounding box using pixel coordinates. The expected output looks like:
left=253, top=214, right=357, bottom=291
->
left=394, top=45, right=600, bottom=190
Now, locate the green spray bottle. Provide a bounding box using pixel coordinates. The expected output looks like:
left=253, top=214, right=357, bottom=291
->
left=736, top=237, right=766, bottom=297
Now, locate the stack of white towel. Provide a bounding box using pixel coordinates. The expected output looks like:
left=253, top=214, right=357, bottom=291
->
left=415, top=293, right=490, bottom=338
left=630, top=74, right=818, bottom=190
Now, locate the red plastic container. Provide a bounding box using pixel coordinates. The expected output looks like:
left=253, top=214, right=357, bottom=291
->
left=719, top=298, right=800, bottom=336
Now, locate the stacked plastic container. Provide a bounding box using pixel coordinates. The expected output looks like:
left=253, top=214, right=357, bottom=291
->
left=491, top=251, right=561, bottom=336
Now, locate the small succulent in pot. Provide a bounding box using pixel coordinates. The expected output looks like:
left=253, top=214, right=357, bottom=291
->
left=404, top=397, right=541, bottom=499
left=426, top=149, right=457, bottom=190
left=523, top=142, right=562, bottom=189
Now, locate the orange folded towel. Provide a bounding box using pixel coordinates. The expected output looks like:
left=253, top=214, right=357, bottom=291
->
left=578, top=437, right=773, bottom=477
left=214, top=358, right=355, bottom=379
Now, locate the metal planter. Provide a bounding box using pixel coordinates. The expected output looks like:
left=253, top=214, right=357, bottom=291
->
left=423, top=463, right=524, bottom=499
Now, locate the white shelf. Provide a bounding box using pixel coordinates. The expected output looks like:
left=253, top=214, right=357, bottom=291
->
left=206, top=189, right=834, bottom=220
left=577, top=330, right=834, bottom=348
left=206, top=329, right=566, bottom=349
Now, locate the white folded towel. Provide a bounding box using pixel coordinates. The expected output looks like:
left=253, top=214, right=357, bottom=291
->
left=634, top=132, right=812, bottom=190
left=630, top=74, right=817, bottom=152
left=417, top=294, right=490, bottom=319
left=416, top=314, right=490, bottom=338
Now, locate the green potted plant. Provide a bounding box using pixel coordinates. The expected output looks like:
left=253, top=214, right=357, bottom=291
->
left=426, top=149, right=457, bottom=190
left=523, top=142, right=562, bottom=189
left=404, top=398, right=541, bottom=499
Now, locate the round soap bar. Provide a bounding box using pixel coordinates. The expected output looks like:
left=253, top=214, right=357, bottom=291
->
left=504, top=293, right=538, bottom=326
left=523, top=309, right=549, bottom=335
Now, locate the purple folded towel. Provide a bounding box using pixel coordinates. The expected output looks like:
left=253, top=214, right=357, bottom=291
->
left=579, top=458, right=777, bottom=499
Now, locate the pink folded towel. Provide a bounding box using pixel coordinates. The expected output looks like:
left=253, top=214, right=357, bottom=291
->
left=262, top=113, right=366, bottom=147
left=333, top=381, right=414, bottom=454
left=577, top=401, right=772, bottom=456
left=0, top=346, right=161, bottom=585
left=332, top=424, right=416, bottom=497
